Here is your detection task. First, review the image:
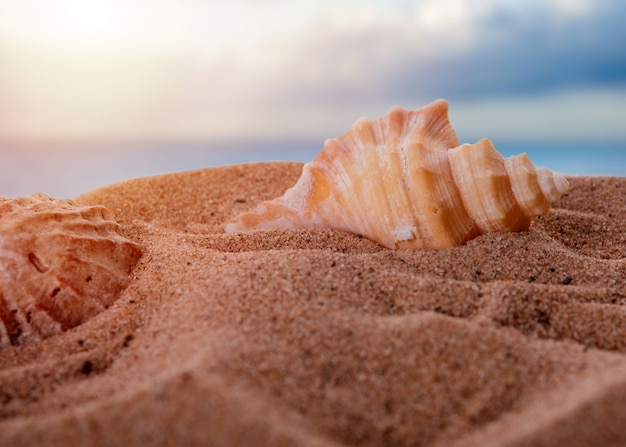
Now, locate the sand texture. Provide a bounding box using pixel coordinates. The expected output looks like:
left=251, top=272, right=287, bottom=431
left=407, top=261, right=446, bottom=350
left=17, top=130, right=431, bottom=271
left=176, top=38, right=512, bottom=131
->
left=1, top=161, right=625, bottom=446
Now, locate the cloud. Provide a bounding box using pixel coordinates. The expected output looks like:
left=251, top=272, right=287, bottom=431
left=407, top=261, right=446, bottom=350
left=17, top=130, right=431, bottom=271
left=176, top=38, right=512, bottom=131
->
left=426, top=0, right=626, bottom=98
left=264, top=0, right=626, bottom=106
left=0, top=0, right=624, bottom=142
left=449, top=88, right=626, bottom=142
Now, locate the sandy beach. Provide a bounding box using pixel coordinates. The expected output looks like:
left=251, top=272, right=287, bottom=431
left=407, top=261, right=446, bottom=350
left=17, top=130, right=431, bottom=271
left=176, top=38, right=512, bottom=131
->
left=1, top=161, right=625, bottom=446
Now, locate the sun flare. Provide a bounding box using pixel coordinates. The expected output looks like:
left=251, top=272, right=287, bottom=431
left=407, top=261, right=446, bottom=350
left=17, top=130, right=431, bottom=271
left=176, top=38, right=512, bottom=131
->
left=0, top=0, right=259, bottom=141
left=0, top=0, right=180, bottom=49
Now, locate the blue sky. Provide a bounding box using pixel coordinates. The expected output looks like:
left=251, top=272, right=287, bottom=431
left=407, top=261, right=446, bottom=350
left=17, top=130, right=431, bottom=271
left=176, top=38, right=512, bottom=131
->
left=0, top=0, right=624, bottom=143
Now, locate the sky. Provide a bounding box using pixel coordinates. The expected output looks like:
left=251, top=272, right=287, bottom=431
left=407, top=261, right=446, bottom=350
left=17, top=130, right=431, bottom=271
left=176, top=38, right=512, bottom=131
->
left=0, top=0, right=625, bottom=143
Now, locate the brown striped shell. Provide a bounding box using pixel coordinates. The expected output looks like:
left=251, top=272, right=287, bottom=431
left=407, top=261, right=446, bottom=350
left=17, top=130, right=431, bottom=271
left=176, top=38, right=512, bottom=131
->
left=0, top=194, right=142, bottom=346
left=225, top=100, right=569, bottom=249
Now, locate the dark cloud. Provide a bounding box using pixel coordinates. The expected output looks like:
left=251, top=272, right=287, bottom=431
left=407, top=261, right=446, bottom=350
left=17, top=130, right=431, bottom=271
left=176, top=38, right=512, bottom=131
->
left=269, top=1, right=626, bottom=106
left=409, top=2, right=626, bottom=100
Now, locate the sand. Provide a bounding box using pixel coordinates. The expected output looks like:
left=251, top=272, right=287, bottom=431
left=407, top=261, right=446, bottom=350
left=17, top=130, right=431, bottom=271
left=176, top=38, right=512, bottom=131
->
left=1, top=161, right=625, bottom=446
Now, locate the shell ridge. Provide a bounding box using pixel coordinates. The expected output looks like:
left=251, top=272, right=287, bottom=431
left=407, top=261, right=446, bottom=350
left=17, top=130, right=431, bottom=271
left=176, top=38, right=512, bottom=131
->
left=49, top=273, right=109, bottom=325
left=301, top=163, right=338, bottom=228
left=537, top=168, right=557, bottom=200
left=456, top=143, right=568, bottom=231
left=421, top=100, right=457, bottom=150
left=368, top=112, right=401, bottom=246
left=395, top=141, right=419, bottom=245
left=505, top=153, right=569, bottom=217
left=449, top=142, right=499, bottom=234
left=0, top=291, right=23, bottom=345
left=447, top=145, right=485, bottom=235
left=504, top=154, right=554, bottom=216
left=345, top=118, right=387, bottom=241
left=413, top=147, right=452, bottom=248
left=367, top=108, right=418, bottom=246
left=32, top=291, right=76, bottom=332
left=395, top=111, right=432, bottom=247
left=432, top=149, right=475, bottom=245
left=415, top=101, right=478, bottom=247
left=536, top=167, right=569, bottom=203
left=309, top=143, right=360, bottom=231
left=321, top=123, right=380, bottom=239
left=459, top=144, right=497, bottom=228
left=401, top=107, right=466, bottom=248
left=28, top=303, right=64, bottom=341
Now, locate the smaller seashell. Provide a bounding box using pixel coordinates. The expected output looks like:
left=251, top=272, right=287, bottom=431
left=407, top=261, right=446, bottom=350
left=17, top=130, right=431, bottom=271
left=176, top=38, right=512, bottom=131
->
left=225, top=100, right=569, bottom=249
left=0, top=194, right=142, bottom=346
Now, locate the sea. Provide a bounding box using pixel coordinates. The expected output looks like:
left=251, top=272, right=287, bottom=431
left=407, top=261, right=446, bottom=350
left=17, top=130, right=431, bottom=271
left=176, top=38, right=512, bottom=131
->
left=1, top=140, right=625, bottom=199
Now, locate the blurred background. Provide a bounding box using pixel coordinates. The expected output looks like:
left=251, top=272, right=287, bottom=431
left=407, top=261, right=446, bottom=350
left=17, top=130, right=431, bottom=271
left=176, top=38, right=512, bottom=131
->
left=1, top=0, right=625, bottom=198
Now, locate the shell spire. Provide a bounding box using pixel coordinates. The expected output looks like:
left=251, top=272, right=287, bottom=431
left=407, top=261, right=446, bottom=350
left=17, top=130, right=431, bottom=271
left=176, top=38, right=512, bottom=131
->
left=225, top=100, right=569, bottom=249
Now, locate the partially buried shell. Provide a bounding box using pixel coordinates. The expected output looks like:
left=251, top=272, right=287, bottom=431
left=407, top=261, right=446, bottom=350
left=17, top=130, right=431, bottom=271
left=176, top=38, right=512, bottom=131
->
left=225, top=99, right=569, bottom=249
left=0, top=194, right=142, bottom=346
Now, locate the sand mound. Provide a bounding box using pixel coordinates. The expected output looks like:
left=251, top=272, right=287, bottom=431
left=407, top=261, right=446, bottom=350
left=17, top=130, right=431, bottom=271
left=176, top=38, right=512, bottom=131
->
left=1, top=162, right=625, bottom=446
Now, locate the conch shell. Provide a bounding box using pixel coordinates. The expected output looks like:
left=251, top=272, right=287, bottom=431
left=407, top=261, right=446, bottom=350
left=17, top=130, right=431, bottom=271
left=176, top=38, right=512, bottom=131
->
left=225, top=100, right=569, bottom=249
left=0, top=194, right=142, bottom=346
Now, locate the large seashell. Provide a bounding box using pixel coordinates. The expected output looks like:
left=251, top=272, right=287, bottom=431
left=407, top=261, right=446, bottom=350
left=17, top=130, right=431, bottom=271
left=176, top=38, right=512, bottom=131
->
left=0, top=194, right=142, bottom=346
left=225, top=99, right=569, bottom=250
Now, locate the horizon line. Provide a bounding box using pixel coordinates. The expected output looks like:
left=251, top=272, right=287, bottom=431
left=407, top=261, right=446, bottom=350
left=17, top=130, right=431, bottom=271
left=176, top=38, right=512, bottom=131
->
left=1, top=137, right=626, bottom=149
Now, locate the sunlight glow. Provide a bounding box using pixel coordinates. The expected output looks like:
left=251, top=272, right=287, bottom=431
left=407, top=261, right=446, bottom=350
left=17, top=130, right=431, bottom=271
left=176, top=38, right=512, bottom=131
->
left=0, top=1, right=171, bottom=48
left=0, top=0, right=275, bottom=53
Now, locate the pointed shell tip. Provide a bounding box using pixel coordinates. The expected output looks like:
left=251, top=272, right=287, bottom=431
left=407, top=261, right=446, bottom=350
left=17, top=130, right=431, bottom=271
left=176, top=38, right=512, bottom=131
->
left=554, top=174, right=570, bottom=195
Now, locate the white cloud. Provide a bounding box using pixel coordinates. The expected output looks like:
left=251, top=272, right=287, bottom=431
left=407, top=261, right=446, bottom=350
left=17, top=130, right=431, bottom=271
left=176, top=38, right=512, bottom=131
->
left=551, top=0, right=597, bottom=18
